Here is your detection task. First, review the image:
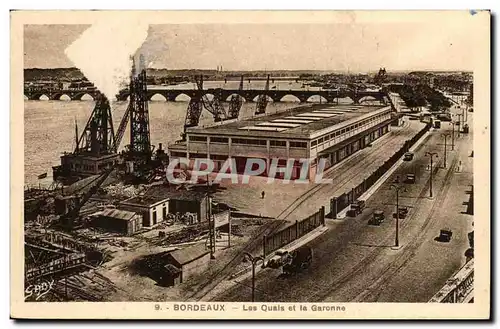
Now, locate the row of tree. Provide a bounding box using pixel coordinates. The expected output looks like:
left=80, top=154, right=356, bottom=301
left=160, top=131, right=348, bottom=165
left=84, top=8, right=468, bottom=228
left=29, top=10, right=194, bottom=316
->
left=394, top=84, right=452, bottom=111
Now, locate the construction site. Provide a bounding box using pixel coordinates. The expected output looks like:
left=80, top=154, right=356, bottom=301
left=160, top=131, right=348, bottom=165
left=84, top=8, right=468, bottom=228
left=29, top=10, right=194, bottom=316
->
left=23, top=55, right=306, bottom=302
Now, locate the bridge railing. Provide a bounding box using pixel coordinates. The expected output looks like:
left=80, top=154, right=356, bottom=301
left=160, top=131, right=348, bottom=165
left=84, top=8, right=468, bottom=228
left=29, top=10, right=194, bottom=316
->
left=428, top=259, right=474, bottom=303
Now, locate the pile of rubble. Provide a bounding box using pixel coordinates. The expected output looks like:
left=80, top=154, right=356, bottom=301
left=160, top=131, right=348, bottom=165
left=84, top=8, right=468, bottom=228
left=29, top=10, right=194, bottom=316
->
left=154, top=225, right=209, bottom=247
left=103, top=183, right=147, bottom=199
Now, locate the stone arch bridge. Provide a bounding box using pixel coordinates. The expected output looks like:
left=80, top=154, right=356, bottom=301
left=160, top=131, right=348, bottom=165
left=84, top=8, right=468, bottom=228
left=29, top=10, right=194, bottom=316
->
left=25, top=87, right=388, bottom=104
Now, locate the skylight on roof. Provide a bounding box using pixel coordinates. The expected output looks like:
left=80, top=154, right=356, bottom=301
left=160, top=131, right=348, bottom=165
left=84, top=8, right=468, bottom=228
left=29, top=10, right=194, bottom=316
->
left=238, top=126, right=288, bottom=132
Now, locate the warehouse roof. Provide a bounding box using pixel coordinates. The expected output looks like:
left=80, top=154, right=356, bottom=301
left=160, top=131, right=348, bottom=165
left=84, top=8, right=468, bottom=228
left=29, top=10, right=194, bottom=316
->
left=185, top=103, right=390, bottom=138
left=168, top=244, right=210, bottom=266
left=121, top=194, right=169, bottom=207
left=144, top=185, right=207, bottom=202
left=100, top=208, right=138, bottom=221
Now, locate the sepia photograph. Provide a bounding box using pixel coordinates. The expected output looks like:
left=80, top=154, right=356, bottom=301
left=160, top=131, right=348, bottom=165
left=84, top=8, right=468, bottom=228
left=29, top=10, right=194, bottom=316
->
left=10, top=10, right=490, bottom=319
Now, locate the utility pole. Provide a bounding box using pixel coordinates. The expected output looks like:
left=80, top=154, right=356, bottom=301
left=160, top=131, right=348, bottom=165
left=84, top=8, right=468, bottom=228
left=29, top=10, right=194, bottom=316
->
left=228, top=211, right=231, bottom=248
left=390, top=184, right=405, bottom=248
left=206, top=175, right=215, bottom=259
left=425, top=152, right=439, bottom=198
left=450, top=122, right=455, bottom=150
left=442, top=134, right=450, bottom=168
left=244, top=252, right=263, bottom=302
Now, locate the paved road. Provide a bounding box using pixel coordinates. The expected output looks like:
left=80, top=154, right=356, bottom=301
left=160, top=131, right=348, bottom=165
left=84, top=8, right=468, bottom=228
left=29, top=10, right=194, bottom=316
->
left=214, top=112, right=473, bottom=302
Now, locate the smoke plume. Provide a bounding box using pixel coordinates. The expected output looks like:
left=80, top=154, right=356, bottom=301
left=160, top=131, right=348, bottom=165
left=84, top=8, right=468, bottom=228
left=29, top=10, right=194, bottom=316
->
left=65, top=16, right=149, bottom=102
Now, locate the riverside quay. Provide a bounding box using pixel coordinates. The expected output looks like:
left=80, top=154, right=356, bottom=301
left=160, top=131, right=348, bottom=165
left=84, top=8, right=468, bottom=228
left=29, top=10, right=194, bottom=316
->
left=168, top=103, right=393, bottom=180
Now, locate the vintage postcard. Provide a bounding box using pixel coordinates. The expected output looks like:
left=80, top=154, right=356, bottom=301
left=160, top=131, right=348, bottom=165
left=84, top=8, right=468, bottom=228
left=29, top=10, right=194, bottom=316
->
left=11, top=10, right=490, bottom=319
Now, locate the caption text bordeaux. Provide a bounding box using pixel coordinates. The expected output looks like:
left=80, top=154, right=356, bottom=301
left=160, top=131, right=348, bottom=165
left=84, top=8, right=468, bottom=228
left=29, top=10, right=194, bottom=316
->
left=172, top=304, right=346, bottom=312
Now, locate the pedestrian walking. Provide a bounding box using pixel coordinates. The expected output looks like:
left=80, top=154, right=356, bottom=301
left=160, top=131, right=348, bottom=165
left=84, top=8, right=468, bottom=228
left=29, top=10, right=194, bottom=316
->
left=261, top=191, right=265, bottom=199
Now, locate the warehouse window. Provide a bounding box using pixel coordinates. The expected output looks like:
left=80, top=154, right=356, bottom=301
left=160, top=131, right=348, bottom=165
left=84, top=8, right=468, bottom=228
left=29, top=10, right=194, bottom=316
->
left=290, top=141, right=307, bottom=148
left=270, top=140, right=286, bottom=147
left=211, top=137, right=228, bottom=143
left=190, top=136, right=207, bottom=142
left=210, top=154, right=228, bottom=160
left=312, top=140, right=318, bottom=146
left=233, top=138, right=266, bottom=146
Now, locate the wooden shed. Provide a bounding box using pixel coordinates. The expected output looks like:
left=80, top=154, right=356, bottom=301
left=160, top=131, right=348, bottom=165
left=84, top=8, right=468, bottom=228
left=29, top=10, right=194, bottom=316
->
left=164, top=244, right=211, bottom=284
left=97, top=208, right=142, bottom=235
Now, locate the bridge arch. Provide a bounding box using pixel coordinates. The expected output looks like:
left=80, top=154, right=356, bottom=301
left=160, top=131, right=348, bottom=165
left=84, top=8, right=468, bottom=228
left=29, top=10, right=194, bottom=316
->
left=278, top=94, right=301, bottom=103
left=251, top=95, right=274, bottom=103
left=336, top=96, right=355, bottom=104
left=306, top=95, right=328, bottom=103
left=51, top=93, right=71, bottom=101
left=358, top=95, right=382, bottom=104
left=72, top=93, right=95, bottom=101
left=149, top=93, right=167, bottom=101
left=202, top=93, right=216, bottom=101
left=225, top=93, right=247, bottom=102
left=37, top=94, right=49, bottom=101
left=174, top=93, right=192, bottom=102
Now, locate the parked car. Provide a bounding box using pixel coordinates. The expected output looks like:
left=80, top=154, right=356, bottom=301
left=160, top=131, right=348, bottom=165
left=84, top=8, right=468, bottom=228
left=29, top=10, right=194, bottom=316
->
left=438, top=228, right=453, bottom=242
left=368, top=210, right=385, bottom=226
left=405, top=173, right=416, bottom=184
left=404, top=152, right=414, bottom=161
left=393, top=206, right=409, bottom=219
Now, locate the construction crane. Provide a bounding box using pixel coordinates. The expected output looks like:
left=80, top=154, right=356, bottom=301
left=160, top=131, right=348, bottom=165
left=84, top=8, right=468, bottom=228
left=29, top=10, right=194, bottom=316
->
left=228, top=75, right=244, bottom=119
left=112, top=102, right=131, bottom=153
left=182, top=75, right=229, bottom=137
left=57, top=164, right=116, bottom=229
left=75, top=95, right=116, bottom=156
left=255, top=74, right=270, bottom=115
left=127, top=55, right=153, bottom=162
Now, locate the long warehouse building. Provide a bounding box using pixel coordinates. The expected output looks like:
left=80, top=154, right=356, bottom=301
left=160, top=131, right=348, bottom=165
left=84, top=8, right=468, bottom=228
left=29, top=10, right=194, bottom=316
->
left=168, top=103, right=395, bottom=180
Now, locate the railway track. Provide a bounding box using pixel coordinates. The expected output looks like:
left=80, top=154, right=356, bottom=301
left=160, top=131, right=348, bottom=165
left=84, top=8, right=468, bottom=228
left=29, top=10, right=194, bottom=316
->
left=184, top=219, right=285, bottom=301
left=277, top=122, right=420, bottom=221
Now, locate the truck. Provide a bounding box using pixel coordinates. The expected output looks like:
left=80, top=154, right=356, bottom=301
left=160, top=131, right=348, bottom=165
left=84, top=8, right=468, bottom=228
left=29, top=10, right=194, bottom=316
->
left=265, top=246, right=313, bottom=275
left=437, top=113, right=452, bottom=122
left=347, top=199, right=365, bottom=217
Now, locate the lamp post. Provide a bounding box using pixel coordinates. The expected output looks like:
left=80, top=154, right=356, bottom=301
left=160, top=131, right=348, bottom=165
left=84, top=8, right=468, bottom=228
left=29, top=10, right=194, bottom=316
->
left=442, top=134, right=450, bottom=168
left=390, top=184, right=405, bottom=248
left=425, top=152, right=439, bottom=198
left=243, top=252, right=264, bottom=302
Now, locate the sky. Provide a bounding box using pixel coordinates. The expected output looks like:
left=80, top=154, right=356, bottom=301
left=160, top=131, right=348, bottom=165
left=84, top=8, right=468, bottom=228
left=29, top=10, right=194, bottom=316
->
left=24, top=21, right=477, bottom=72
